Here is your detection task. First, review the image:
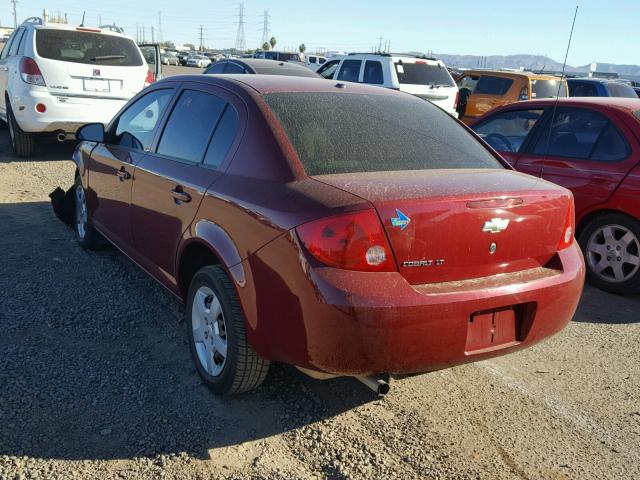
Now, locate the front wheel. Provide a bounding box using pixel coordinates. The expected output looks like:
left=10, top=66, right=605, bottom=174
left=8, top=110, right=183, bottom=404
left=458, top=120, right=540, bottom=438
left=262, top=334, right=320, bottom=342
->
left=579, top=213, right=640, bottom=294
left=186, top=265, right=269, bottom=395
left=74, top=176, right=102, bottom=250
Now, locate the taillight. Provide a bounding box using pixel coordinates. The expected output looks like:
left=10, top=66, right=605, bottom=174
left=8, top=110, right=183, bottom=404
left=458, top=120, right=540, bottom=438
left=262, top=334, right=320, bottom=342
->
left=557, top=199, right=575, bottom=250
left=296, top=210, right=396, bottom=272
left=453, top=90, right=459, bottom=111
left=518, top=86, right=529, bottom=101
left=20, top=57, right=46, bottom=86
left=144, top=69, right=155, bottom=86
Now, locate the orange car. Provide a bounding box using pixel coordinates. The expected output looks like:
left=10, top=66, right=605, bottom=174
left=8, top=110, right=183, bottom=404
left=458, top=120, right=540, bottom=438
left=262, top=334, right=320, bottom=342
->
left=456, top=70, right=568, bottom=124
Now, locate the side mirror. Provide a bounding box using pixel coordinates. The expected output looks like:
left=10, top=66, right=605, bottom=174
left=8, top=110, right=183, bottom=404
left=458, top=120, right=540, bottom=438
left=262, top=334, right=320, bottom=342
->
left=76, top=123, right=105, bottom=143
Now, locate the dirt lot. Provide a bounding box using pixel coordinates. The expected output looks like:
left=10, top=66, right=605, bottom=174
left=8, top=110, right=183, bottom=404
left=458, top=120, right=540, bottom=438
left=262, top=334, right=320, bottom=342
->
left=0, top=84, right=639, bottom=479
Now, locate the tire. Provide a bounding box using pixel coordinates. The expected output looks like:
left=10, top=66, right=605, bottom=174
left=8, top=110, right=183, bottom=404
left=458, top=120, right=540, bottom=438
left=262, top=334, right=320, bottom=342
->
left=186, top=265, right=269, bottom=395
left=73, top=175, right=102, bottom=250
left=578, top=212, right=640, bottom=294
left=7, top=103, right=35, bottom=157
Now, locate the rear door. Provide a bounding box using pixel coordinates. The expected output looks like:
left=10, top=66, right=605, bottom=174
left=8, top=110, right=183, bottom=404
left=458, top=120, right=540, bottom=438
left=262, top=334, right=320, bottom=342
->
left=139, top=43, right=162, bottom=81
left=33, top=28, right=148, bottom=100
left=515, top=106, right=640, bottom=217
left=88, top=86, right=175, bottom=250
left=0, top=27, right=26, bottom=116
left=130, top=84, right=243, bottom=285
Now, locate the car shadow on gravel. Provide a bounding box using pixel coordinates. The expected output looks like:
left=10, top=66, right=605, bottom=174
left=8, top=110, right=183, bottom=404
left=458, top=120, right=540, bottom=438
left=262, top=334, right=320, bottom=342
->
left=572, top=285, right=640, bottom=324
left=0, top=131, right=77, bottom=164
left=0, top=201, right=377, bottom=462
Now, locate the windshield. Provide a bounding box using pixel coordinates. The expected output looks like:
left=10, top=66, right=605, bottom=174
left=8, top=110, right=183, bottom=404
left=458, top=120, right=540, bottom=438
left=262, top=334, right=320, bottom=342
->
left=394, top=62, right=455, bottom=86
left=531, top=79, right=568, bottom=98
left=35, top=29, right=142, bottom=66
left=263, top=92, right=501, bottom=175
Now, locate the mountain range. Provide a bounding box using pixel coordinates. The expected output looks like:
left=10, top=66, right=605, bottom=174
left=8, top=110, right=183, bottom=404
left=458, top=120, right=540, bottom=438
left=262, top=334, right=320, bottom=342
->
left=431, top=54, right=640, bottom=82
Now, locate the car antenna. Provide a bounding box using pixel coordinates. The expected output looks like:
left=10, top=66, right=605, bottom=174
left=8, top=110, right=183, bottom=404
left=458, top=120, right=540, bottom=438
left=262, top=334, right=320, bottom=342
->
left=80, top=11, right=85, bottom=27
left=540, top=5, right=579, bottom=178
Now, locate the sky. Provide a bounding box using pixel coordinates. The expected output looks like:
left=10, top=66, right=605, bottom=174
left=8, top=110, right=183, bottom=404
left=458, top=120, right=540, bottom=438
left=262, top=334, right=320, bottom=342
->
left=2, top=0, right=638, bottom=66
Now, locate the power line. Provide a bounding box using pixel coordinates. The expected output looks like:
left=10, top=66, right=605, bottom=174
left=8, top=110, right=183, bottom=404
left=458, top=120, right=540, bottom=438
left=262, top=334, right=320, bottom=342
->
left=260, top=10, right=270, bottom=46
left=234, top=2, right=245, bottom=51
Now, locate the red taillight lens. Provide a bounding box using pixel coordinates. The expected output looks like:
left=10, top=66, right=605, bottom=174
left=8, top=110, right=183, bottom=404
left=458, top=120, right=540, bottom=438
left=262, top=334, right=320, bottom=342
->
left=557, top=198, right=575, bottom=250
left=296, top=210, right=396, bottom=272
left=518, top=86, right=529, bottom=101
left=20, top=57, right=45, bottom=86
left=144, top=69, right=155, bottom=86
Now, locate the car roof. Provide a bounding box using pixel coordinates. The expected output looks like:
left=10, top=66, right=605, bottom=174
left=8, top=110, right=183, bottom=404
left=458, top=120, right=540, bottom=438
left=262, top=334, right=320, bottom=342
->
left=159, top=74, right=404, bottom=96
left=462, top=69, right=560, bottom=80
left=33, top=24, right=130, bottom=39
left=495, top=97, right=640, bottom=113
left=220, top=58, right=320, bottom=78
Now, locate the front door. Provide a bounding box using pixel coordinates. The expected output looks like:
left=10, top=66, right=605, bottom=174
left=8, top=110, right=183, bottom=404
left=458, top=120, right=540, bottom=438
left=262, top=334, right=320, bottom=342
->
left=515, top=107, right=640, bottom=218
left=130, top=86, right=242, bottom=288
left=88, top=87, right=175, bottom=250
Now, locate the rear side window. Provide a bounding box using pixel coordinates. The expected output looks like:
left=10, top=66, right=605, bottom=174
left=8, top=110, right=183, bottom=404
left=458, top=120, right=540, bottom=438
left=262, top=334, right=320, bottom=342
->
left=363, top=60, right=383, bottom=84
left=394, top=62, right=454, bottom=86
left=569, top=82, right=598, bottom=97
left=475, top=76, right=514, bottom=95
left=35, top=29, right=143, bottom=66
left=8, top=28, right=25, bottom=57
left=337, top=60, right=362, bottom=82
left=309, top=56, right=316, bottom=63
left=263, top=92, right=502, bottom=175
left=532, top=108, right=629, bottom=161
left=317, top=60, right=339, bottom=79
left=203, top=105, right=240, bottom=169
left=531, top=79, right=567, bottom=98
left=607, top=82, right=638, bottom=98
left=224, top=62, right=245, bottom=74
left=206, top=62, right=226, bottom=74
left=457, top=75, right=479, bottom=92
left=157, top=90, right=226, bottom=162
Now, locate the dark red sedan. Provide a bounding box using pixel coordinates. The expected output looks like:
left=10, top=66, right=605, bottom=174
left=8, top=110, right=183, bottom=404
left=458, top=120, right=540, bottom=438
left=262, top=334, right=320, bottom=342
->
left=71, top=75, right=584, bottom=395
left=471, top=98, right=640, bottom=294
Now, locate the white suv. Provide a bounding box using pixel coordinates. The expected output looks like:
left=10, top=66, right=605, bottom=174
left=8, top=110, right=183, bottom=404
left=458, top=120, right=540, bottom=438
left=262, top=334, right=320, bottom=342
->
left=0, top=17, right=160, bottom=156
left=317, top=53, right=459, bottom=117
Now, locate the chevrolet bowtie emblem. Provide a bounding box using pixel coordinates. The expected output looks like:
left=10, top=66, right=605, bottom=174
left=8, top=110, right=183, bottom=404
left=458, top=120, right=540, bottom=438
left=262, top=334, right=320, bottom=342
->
left=482, top=218, right=510, bottom=234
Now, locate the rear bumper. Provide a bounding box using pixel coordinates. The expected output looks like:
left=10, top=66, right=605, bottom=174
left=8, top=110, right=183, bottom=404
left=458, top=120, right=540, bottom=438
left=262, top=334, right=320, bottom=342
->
left=11, top=89, right=128, bottom=133
left=242, top=234, right=585, bottom=376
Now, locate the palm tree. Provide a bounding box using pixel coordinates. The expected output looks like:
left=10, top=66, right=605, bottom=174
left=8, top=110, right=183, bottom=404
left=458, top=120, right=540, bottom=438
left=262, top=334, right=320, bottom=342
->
left=298, top=43, right=306, bottom=53
left=262, top=42, right=270, bottom=51
left=269, top=37, right=277, bottom=50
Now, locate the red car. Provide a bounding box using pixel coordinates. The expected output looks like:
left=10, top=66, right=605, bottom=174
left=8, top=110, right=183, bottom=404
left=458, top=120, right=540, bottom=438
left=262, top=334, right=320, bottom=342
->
left=71, top=75, right=584, bottom=395
left=471, top=98, right=640, bottom=294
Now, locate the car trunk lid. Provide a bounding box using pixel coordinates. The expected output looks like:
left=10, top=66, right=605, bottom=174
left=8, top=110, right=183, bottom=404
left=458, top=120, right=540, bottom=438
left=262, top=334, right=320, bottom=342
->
left=314, top=169, right=571, bottom=285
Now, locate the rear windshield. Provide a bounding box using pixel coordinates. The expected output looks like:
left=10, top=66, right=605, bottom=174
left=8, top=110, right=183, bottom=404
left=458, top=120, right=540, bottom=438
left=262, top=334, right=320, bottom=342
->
left=263, top=92, right=502, bottom=175
left=531, top=79, right=567, bottom=98
left=607, top=82, right=638, bottom=98
left=475, top=76, right=514, bottom=95
left=394, top=62, right=454, bottom=86
left=35, top=29, right=143, bottom=66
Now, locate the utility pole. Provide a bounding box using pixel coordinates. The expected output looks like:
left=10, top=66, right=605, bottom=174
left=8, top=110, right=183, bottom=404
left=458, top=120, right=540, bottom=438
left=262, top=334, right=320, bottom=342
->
left=11, top=0, right=18, bottom=28
left=151, top=25, right=155, bottom=43
left=198, top=25, right=205, bottom=52
left=98, top=14, right=102, bottom=25
left=142, top=25, right=146, bottom=43
left=234, top=2, right=246, bottom=52
left=260, top=10, right=270, bottom=46
left=158, top=11, right=162, bottom=44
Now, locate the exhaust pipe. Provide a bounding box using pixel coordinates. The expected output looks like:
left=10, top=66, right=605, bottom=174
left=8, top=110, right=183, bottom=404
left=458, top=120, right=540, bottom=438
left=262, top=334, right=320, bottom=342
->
left=56, top=131, right=66, bottom=142
left=356, top=375, right=390, bottom=395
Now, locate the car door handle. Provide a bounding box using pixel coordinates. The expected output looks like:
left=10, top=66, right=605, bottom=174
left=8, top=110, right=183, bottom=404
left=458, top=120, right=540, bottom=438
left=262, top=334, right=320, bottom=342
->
left=116, top=168, right=131, bottom=181
left=171, top=189, right=192, bottom=204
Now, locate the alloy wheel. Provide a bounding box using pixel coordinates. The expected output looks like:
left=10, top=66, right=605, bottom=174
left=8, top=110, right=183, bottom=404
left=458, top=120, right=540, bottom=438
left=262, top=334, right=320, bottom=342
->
left=191, top=286, right=228, bottom=377
left=586, top=224, right=640, bottom=283
left=75, top=184, right=88, bottom=240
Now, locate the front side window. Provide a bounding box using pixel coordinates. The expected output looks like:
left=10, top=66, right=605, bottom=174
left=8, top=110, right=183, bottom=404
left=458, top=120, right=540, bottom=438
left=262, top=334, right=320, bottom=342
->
left=317, top=59, right=339, bottom=79
left=263, top=92, right=502, bottom=175
left=112, top=89, right=174, bottom=150
left=474, top=76, right=514, bottom=95
left=474, top=109, right=544, bottom=152
left=336, top=60, right=362, bottom=82
left=363, top=60, right=383, bottom=84
left=35, top=29, right=143, bottom=66
left=531, top=108, right=629, bottom=161
left=157, top=90, right=226, bottom=163
left=308, top=56, right=316, bottom=63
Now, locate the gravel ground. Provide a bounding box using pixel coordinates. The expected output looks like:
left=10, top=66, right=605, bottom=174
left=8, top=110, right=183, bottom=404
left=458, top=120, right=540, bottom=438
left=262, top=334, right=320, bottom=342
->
left=1, top=116, right=639, bottom=480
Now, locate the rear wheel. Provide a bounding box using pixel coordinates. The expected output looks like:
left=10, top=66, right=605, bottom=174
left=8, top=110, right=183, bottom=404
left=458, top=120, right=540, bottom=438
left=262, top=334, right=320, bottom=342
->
left=7, top=104, right=35, bottom=157
left=579, top=213, right=640, bottom=294
left=186, top=265, right=269, bottom=395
